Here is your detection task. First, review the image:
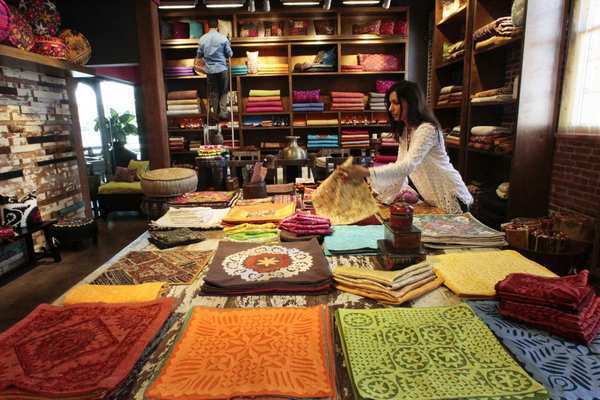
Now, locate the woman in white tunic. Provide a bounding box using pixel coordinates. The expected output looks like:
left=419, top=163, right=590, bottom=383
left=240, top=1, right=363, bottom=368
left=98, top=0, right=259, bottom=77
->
left=339, top=81, right=473, bottom=213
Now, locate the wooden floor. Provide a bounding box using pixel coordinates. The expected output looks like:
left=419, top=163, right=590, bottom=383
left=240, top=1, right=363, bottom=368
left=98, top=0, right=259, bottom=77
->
left=0, top=213, right=147, bottom=333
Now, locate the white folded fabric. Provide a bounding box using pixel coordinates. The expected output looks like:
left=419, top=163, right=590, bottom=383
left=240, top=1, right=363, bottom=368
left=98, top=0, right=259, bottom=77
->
left=152, top=207, right=229, bottom=229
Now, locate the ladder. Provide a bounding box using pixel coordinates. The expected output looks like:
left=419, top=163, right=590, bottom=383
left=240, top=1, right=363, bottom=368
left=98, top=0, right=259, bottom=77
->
left=203, top=58, right=236, bottom=148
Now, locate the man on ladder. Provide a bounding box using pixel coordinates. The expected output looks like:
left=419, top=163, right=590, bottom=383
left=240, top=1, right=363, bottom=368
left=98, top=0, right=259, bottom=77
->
left=194, top=18, right=233, bottom=143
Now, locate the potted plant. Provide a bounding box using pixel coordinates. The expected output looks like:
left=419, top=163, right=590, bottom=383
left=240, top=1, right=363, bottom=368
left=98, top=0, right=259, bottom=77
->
left=94, top=109, right=138, bottom=168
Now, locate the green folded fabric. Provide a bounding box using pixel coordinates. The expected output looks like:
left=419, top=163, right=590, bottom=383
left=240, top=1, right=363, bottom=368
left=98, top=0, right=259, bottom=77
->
left=248, top=89, right=281, bottom=97
left=226, top=230, right=279, bottom=242
left=336, top=304, right=548, bottom=400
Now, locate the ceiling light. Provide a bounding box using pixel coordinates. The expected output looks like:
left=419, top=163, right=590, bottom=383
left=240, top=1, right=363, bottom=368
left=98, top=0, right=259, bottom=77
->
left=158, top=0, right=197, bottom=9
left=322, top=0, right=331, bottom=9
left=264, top=0, right=270, bottom=11
left=248, top=0, right=255, bottom=11
left=342, top=0, right=380, bottom=4
left=282, top=0, right=320, bottom=5
left=382, top=0, right=391, bottom=8
left=205, top=0, right=245, bottom=7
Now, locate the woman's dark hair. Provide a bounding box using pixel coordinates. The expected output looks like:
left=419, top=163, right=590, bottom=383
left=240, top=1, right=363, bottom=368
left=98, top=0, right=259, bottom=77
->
left=208, top=18, right=218, bottom=29
left=385, top=80, right=440, bottom=134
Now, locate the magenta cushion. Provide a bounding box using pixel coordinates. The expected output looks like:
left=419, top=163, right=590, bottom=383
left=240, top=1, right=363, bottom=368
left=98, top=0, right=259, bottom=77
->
left=376, top=79, right=397, bottom=94
left=0, top=0, right=9, bottom=42
left=359, top=54, right=401, bottom=72
left=293, top=89, right=320, bottom=103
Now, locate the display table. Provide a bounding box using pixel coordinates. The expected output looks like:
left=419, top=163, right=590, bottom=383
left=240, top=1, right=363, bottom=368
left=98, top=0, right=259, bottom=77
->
left=52, top=229, right=461, bottom=398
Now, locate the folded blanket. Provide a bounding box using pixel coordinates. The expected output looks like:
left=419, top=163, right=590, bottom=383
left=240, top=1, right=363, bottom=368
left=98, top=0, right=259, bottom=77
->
left=471, top=94, right=514, bottom=103
left=246, top=101, right=282, bottom=107
left=63, top=282, right=166, bottom=305
left=168, top=90, right=197, bottom=100
left=248, top=96, right=281, bottom=102
left=341, top=65, right=364, bottom=71
left=249, top=89, right=281, bottom=97
left=307, top=119, right=338, bottom=125
left=473, top=87, right=513, bottom=98
left=308, top=134, right=338, bottom=140
left=440, top=85, right=463, bottom=94
left=471, top=125, right=511, bottom=136
left=246, top=106, right=284, bottom=113
left=330, top=91, right=364, bottom=98
left=475, top=35, right=521, bottom=51
left=167, top=99, right=198, bottom=105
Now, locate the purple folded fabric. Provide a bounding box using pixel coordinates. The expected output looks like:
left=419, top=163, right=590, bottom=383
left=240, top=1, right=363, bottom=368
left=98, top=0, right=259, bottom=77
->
left=293, top=89, right=320, bottom=103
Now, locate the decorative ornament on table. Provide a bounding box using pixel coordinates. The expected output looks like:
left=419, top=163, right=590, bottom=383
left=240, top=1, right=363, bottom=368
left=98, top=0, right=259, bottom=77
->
left=31, top=35, right=66, bottom=59
left=0, top=192, right=43, bottom=228
left=59, top=29, right=92, bottom=64
left=5, top=6, right=34, bottom=50
left=16, top=0, right=61, bottom=36
left=0, top=0, right=9, bottom=42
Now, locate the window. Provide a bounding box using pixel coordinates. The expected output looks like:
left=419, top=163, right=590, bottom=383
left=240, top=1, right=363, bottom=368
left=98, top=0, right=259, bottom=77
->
left=558, top=0, right=600, bottom=134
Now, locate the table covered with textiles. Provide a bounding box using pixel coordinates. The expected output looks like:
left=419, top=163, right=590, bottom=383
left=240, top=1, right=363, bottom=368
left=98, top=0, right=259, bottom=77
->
left=4, top=205, right=598, bottom=400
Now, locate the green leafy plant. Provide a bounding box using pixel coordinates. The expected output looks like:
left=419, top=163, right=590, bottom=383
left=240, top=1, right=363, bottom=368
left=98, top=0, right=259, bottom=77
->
left=94, top=108, right=137, bottom=143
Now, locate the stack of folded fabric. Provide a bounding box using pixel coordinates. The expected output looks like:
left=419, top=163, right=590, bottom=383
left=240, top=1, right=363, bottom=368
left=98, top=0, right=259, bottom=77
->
left=373, top=154, right=397, bottom=165
left=474, top=16, right=523, bottom=51
left=167, top=90, right=200, bottom=116
left=469, top=125, right=512, bottom=152
left=334, top=261, right=443, bottom=305
left=307, top=134, right=339, bottom=149
left=189, top=139, right=202, bottom=152
left=151, top=207, right=230, bottom=229
left=307, top=115, right=338, bottom=126
left=442, top=40, right=465, bottom=62
left=164, top=65, right=195, bottom=78
left=279, top=212, right=332, bottom=240
left=437, top=85, right=463, bottom=106
left=495, top=270, right=600, bottom=344
left=201, top=239, right=333, bottom=295
left=324, top=225, right=383, bottom=256
left=169, top=191, right=239, bottom=208
left=340, top=64, right=364, bottom=72
left=471, top=86, right=514, bottom=104
left=246, top=89, right=284, bottom=113
left=0, top=299, right=175, bottom=400
left=341, top=129, right=370, bottom=148
left=446, top=125, right=461, bottom=145
left=258, top=62, right=289, bottom=74
left=231, top=63, right=248, bottom=76
left=413, top=212, right=507, bottom=248
left=223, top=222, right=279, bottom=243
left=368, top=92, right=386, bottom=111
left=330, top=91, right=365, bottom=111
left=336, top=304, right=549, bottom=400
left=168, top=136, right=185, bottom=151
left=197, top=144, right=228, bottom=159
left=380, top=132, right=398, bottom=147
left=292, top=89, right=324, bottom=112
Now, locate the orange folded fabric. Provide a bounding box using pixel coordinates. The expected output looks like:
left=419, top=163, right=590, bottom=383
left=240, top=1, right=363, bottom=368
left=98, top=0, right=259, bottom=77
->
left=145, top=306, right=337, bottom=400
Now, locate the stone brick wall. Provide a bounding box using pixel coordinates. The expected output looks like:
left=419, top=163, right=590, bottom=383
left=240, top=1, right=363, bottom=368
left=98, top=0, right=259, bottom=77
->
left=0, top=66, right=84, bottom=246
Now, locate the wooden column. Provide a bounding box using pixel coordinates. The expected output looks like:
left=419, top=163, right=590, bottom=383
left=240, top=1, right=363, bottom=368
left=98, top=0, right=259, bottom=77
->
left=135, top=0, right=170, bottom=169
left=66, top=76, right=92, bottom=217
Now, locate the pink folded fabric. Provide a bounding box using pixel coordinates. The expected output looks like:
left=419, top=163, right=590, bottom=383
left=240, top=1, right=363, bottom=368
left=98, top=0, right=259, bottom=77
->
left=246, top=106, right=284, bottom=112
left=248, top=96, right=281, bottom=102
left=342, top=130, right=369, bottom=134
left=245, top=101, right=282, bottom=107
left=330, top=91, right=364, bottom=98
left=341, top=65, right=364, bottom=71
left=374, top=155, right=397, bottom=163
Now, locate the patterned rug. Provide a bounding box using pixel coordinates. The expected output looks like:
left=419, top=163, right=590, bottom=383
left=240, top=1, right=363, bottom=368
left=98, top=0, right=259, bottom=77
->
left=145, top=306, right=336, bottom=399
left=336, top=303, right=548, bottom=400
left=0, top=299, right=174, bottom=399
left=92, top=251, right=213, bottom=285
left=469, top=300, right=600, bottom=400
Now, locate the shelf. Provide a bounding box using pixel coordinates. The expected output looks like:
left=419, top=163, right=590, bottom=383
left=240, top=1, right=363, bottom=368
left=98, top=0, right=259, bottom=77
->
left=436, top=5, right=467, bottom=27
left=470, top=99, right=517, bottom=107
left=291, top=72, right=339, bottom=76
left=242, top=111, right=290, bottom=115
left=240, top=73, right=289, bottom=78
left=0, top=44, right=95, bottom=78
left=242, top=126, right=291, bottom=130
left=467, top=148, right=513, bottom=159
left=436, top=57, right=463, bottom=70
left=474, top=36, right=523, bottom=56
left=293, top=125, right=338, bottom=129
left=165, top=75, right=206, bottom=80
left=336, top=71, right=406, bottom=75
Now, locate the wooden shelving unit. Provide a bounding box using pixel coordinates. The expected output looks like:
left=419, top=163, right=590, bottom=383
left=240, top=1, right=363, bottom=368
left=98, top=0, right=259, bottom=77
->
left=159, top=6, right=409, bottom=158
left=431, top=0, right=565, bottom=224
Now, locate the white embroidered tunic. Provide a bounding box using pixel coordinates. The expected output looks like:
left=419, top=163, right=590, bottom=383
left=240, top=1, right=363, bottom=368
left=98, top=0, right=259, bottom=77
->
left=369, top=122, right=473, bottom=213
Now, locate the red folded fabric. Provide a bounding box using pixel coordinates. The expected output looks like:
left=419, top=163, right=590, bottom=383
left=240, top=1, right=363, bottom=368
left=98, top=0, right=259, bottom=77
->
left=330, top=91, right=365, bottom=98
left=245, top=101, right=282, bottom=107
left=499, top=296, right=600, bottom=344
left=330, top=97, right=364, bottom=104
left=342, top=130, right=369, bottom=134
left=246, top=106, right=284, bottom=113
left=496, top=270, right=593, bottom=312
left=374, top=155, right=397, bottom=163
left=248, top=96, right=281, bottom=102
left=331, top=106, right=365, bottom=111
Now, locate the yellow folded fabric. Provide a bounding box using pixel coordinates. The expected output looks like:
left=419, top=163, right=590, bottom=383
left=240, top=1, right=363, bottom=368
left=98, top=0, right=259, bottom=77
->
left=432, top=250, right=556, bottom=298
left=334, top=261, right=431, bottom=288
left=63, top=282, right=167, bottom=305
left=98, top=181, right=142, bottom=194
left=337, top=277, right=443, bottom=305
left=249, top=89, right=281, bottom=97
left=223, top=202, right=295, bottom=224
left=334, top=269, right=435, bottom=293
left=223, top=223, right=278, bottom=234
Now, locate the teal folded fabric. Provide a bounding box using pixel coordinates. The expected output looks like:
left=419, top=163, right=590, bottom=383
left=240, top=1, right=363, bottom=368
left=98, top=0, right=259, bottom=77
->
left=324, top=225, right=383, bottom=255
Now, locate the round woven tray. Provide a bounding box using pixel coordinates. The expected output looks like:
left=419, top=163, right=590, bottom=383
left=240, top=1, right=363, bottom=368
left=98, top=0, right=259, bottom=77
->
left=141, top=168, right=198, bottom=197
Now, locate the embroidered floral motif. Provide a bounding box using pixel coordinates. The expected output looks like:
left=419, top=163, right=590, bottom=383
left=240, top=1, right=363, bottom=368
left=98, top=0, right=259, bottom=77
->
left=223, top=245, right=312, bottom=281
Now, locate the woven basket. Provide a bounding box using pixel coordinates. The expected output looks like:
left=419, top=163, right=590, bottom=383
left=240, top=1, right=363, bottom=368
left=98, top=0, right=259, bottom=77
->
left=140, top=168, right=198, bottom=197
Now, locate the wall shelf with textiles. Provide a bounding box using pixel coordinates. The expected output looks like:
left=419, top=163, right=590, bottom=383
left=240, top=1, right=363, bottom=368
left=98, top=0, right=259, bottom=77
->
left=159, top=5, right=409, bottom=156
left=429, top=0, right=562, bottom=222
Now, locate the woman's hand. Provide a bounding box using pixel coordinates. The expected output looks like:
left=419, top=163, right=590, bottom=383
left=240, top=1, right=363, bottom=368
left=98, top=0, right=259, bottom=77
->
left=337, top=164, right=370, bottom=181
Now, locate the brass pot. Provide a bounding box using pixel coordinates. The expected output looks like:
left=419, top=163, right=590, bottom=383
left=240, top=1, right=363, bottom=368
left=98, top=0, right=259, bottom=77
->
left=282, top=136, right=307, bottom=160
